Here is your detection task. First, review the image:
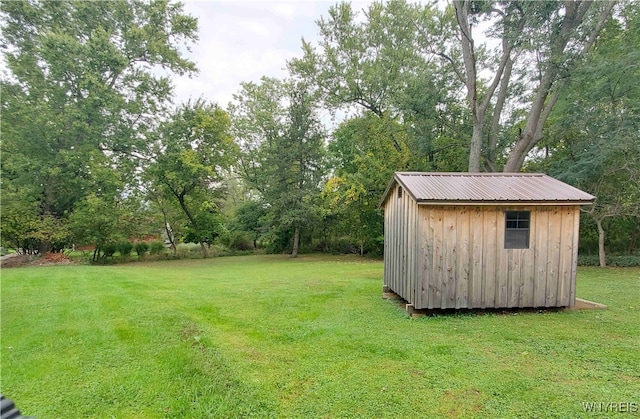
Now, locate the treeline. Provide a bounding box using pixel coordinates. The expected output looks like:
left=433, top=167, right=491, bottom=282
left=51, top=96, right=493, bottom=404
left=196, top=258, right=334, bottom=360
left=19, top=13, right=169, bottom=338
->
left=1, top=1, right=638, bottom=266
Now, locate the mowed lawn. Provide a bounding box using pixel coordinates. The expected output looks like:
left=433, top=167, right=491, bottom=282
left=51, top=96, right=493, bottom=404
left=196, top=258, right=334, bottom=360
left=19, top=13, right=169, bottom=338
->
left=1, top=255, right=638, bottom=418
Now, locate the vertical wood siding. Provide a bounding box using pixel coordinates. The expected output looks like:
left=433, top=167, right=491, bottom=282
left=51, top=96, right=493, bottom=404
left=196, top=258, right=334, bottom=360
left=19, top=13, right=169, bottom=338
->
left=384, top=200, right=581, bottom=309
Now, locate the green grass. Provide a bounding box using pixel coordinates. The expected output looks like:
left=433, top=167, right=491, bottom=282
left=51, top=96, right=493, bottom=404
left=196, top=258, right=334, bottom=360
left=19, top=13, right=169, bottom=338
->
left=1, top=255, right=638, bottom=418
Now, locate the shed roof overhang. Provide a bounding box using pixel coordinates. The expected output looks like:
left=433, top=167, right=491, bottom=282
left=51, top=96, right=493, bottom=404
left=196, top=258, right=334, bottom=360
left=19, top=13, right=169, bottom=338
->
left=379, top=172, right=596, bottom=208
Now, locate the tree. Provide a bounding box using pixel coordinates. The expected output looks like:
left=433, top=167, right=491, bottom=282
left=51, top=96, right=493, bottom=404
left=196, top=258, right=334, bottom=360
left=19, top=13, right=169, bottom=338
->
left=232, top=200, right=268, bottom=250
left=146, top=100, right=237, bottom=257
left=324, top=113, right=411, bottom=255
left=285, top=0, right=486, bottom=172
left=448, top=0, right=616, bottom=172
left=228, top=77, right=287, bottom=196
left=536, top=4, right=640, bottom=266
left=268, top=82, right=326, bottom=257
left=288, top=0, right=465, bottom=164
left=0, top=0, right=198, bottom=251
left=229, top=78, right=327, bottom=257
left=288, top=1, right=431, bottom=117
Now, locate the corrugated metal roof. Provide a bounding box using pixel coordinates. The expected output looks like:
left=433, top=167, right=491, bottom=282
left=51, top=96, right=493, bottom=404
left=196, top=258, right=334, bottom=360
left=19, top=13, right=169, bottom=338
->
left=380, top=172, right=595, bottom=206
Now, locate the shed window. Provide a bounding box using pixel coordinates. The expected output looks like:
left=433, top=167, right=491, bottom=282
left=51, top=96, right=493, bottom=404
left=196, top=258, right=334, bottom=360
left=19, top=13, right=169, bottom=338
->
left=505, top=211, right=530, bottom=249
left=397, top=187, right=403, bottom=199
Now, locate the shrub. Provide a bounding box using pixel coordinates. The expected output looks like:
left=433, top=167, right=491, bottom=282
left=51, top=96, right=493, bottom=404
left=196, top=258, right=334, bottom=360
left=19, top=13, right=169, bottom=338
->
left=102, top=243, right=117, bottom=258
left=577, top=254, right=640, bottom=267
left=331, top=238, right=358, bottom=255
left=149, top=240, right=166, bottom=255
left=176, top=242, right=202, bottom=258
left=134, top=241, right=149, bottom=256
left=230, top=232, right=253, bottom=251
left=117, top=241, right=133, bottom=257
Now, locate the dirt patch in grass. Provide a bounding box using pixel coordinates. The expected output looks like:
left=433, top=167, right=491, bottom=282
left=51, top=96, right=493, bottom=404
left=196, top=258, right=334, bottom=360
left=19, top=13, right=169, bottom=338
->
left=0, top=252, right=74, bottom=268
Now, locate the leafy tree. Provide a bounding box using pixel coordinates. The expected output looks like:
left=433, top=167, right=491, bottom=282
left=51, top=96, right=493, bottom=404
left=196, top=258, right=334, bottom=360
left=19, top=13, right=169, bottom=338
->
left=288, top=1, right=431, bottom=117
left=536, top=4, right=640, bottom=266
left=448, top=0, right=616, bottom=172
left=288, top=0, right=465, bottom=166
left=69, top=194, right=128, bottom=261
left=264, top=82, right=327, bottom=257
left=146, top=100, right=238, bottom=257
left=324, top=113, right=411, bottom=255
left=228, top=77, right=287, bottom=196
left=0, top=0, right=198, bottom=251
left=232, top=200, right=268, bottom=249
left=229, top=78, right=327, bottom=257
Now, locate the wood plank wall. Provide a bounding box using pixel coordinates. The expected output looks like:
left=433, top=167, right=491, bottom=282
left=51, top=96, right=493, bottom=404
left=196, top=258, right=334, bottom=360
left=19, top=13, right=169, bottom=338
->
left=383, top=184, right=418, bottom=304
left=384, top=193, right=581, bottom=310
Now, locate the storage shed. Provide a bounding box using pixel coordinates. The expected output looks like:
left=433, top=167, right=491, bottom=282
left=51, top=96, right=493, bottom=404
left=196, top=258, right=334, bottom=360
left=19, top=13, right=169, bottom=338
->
left=380, top=172, right=595, bottom=310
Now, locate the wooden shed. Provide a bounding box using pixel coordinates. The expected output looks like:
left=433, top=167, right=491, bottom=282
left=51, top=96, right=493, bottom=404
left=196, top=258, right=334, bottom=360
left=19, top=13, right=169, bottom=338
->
left=380, top=172, right=595, bottom=310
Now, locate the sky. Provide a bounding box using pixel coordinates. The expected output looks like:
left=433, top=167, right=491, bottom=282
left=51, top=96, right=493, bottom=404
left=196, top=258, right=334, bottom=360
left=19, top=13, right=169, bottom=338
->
left=171, top=0, right=375, bottom=107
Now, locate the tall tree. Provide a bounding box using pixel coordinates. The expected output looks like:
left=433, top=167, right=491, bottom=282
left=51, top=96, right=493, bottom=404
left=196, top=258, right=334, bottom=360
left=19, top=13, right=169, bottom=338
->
left=535, top=4, right=640, bottom=266
left=324, top=113, right=412, bottom=255
left=285, top=0, right=477, bottom=171
left=288, top=0, right=431, bottom=118
left=448, top=0, right=616, bottom=172
left=0, top=0, right=197, bottom=251
left=146, top=100, right=238, bottom=257
left=229, top=78, right=327, bottom=257
left=267, top=82, right=326, bottom=257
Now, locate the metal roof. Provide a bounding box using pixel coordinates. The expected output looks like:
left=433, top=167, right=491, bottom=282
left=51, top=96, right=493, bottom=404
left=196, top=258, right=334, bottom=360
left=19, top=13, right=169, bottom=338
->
left=380, top=172, right=595, bottom=206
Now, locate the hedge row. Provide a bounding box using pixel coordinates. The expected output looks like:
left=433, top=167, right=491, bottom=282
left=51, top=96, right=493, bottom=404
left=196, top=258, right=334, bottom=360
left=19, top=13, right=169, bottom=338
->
left=577, top=254, right=640, bottom=267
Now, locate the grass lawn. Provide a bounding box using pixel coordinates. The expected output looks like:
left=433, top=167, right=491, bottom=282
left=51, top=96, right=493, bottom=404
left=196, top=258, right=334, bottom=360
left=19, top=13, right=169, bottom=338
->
left=1, top=255, right=638, bottom=418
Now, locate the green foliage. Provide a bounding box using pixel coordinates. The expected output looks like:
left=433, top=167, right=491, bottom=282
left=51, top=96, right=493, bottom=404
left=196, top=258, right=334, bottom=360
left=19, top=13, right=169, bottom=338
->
left=117, top=241, right=133, bottom=257
left=229, top=78, right=327, bottom=257
left=232, top=200, right=268, bottom=246
left=176, top=243, right=206, bottom=259
left=101, top=243, right=117, bottom=258
left=146, top=100, right=237, bottom=257
left=0, top=0, right=197, bottom=252
left=323, top=113, right=411, bottom=255
left=149, top=241, right=166, bottom=255
left=287, top=1, right=468, bottom=172
left=288, top=1, right=433, bottom=116
left=537, top=4, right=640, bottom=264
left=219, top=230, right=254, bottom=252
left=134, top=241, right=149, bottom=256
left=578, top=254, right=640, bottom=267
left=69, top=194, right=121, bottom=256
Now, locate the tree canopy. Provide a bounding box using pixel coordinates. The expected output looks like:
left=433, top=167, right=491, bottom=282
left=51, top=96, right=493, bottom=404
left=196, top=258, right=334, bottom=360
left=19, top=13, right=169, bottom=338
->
left=1, top=0, right=637, bottom=262
left=1, top=0, right=198, bottom=253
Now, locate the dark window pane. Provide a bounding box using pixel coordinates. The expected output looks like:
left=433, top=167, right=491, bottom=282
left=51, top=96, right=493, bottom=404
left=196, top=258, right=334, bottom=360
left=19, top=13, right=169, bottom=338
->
left=505, top=211, right=530, bottom=249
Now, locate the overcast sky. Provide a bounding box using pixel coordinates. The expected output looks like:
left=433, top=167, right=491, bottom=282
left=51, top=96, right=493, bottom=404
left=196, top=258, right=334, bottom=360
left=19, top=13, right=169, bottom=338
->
left=172, top=0, right=374, bottom=107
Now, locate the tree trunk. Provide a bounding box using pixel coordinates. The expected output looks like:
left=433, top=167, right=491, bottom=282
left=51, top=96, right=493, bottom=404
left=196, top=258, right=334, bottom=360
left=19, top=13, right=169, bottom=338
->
left=596, top=218, right=606, bottom=268
left=291, top=226, right=300, bottom=258
left=628, top=227, right=639, bottom=255
left=468, top=122, right=484, bottom=172
left=200, top=242, right=209, bottom=258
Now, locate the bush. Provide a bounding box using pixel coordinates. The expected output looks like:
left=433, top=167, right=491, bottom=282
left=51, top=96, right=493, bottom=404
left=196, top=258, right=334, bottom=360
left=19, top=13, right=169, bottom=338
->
left=577, top=254, right=640, bottom=267
left=134, top=241, right=149, bottom=256
left=176, top=242, right=202, bottom=258
left=117, top=241, right=133, bottom=257
left=149, top=241, right=165, bottom=255
left=331, top=238, right=358, bottom=255
left=102, top=243, right=117, bottom=258
left=230, top=232, right=253, bottom=251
